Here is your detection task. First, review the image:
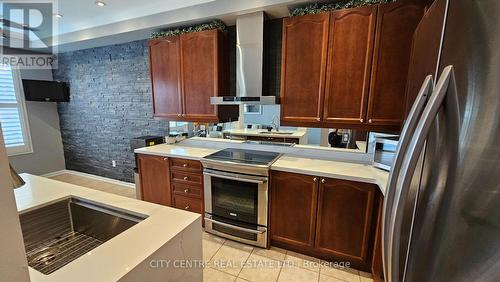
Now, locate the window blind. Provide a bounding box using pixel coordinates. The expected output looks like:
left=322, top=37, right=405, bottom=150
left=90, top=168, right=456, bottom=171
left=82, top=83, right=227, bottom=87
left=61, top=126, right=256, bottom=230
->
left=0, top=65, right=29, bottom=151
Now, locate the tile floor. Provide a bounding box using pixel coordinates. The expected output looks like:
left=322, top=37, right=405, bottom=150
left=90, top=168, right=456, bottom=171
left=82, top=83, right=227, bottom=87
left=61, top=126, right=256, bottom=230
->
left=47, top=173, right=375, bottom=282
left=202, top=232, right=374, bottom=282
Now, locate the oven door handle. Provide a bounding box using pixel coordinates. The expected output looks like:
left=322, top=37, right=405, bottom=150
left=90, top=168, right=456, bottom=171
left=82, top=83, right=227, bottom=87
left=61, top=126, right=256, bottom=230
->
left=205, top=217, right=266, bottom=234
left=203, top=171, right=267, bottom=184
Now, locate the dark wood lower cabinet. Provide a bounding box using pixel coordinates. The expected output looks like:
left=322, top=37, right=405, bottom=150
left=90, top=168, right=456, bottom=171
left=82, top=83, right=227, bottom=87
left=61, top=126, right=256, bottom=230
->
left=371, top=193, right=384, bottom=282
left=315, top=178, right=376, bottom=264
left=270, top=171, right=381, bottom=271
left=270, top=171, right=318, bottom=249
left=137, top=154, right=171, bottom=206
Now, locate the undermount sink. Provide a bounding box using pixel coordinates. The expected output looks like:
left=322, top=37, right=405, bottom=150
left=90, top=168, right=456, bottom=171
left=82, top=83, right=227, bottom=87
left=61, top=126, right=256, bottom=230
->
left=258, top=131, right=294, bottom=135
left=19, top=197, right=146, bottom=275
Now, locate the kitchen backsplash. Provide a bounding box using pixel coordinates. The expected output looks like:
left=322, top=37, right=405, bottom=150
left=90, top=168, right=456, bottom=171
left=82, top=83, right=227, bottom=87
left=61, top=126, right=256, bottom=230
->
left=53, top=40, right=169, bottom=182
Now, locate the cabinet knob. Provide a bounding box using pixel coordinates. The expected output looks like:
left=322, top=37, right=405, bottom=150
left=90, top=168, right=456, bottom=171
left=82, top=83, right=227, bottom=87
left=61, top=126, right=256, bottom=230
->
left=184, top=188, right=189, bottom=193
left=183, top=176, right=188, bottom=180
left=316, top=118, right=320, bottom=121
left=368, top=119, right=373, bottom=123
left=313, top=177, right=317, bottom=182
left=185, top=205, right=190, bottom=210
left=183, top=163, right=188, bottom=167
left=182, top=114, right=186, bottom=117
left=360, top=119, right=364, bottom=123
left=321, top=179, right=325, bottom=184
left=177, top=114, right=182, bottom=117
left=163, top=157, right=168, bottom=161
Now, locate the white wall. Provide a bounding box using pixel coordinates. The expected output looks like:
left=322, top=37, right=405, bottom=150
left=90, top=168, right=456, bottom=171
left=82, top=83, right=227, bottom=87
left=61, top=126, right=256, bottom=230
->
left=8, top=69, right=66, bottom=175
left=0, top=127, right=30, bottom=281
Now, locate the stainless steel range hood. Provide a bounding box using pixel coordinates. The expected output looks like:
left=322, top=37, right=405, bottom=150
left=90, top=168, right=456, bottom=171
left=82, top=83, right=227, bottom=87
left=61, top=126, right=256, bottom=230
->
left=210, top=11, right=275, bottom=105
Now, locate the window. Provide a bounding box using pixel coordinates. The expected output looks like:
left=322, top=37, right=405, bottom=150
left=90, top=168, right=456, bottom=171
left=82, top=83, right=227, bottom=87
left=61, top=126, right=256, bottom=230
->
left=0, top=65, right=32, bottom=155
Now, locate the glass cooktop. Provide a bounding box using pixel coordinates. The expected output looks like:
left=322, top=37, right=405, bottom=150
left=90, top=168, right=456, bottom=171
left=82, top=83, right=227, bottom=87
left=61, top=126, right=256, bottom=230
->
left=204, top=148, right=281, bottom=166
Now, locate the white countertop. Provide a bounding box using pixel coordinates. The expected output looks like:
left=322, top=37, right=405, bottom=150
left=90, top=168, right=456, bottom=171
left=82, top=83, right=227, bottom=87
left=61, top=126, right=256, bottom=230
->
left=134, top=143, right=219, bottom=160
left=134, top=142, right=387, bottom=195
left=271, top=156, right=388, bottom=195
left=223, top=128, right=307, bottom=139
left=15, top=174, right=200, bottom=282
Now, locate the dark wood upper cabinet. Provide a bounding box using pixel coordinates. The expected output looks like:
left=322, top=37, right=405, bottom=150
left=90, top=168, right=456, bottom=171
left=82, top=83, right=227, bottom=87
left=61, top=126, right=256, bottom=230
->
left=280, top=2, right=427, bottom=131
left=367, top=0, right=428, bottom=126
left=148, top=30, right=237, bottom=123
left=137, top=154, right=171, bottom=206
left=280, top=13, right=330, bottom=124
left=315, top=178, right=376, bottom=264
left=180, top=29, right=219, bottom=122
left=148, top=37, right=182, bottom=119
left=270, top=171, right=319, bottom=249
left=405, top=0, right=447, bottom=117
left=323, top=5, right=377, bottom=125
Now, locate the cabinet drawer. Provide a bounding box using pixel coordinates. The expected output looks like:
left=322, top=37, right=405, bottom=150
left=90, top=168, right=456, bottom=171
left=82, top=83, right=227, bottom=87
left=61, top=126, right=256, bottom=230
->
left=172, top=195, right=203, bottom=214
left=170, top=158, right=202, bottom=172
left=171, top=171, right=203, bottom=186
left=172, top=183, right=203, bottom=199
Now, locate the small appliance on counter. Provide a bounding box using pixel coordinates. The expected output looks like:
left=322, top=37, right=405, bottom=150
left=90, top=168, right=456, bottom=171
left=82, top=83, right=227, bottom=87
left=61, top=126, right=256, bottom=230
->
left=372, top=136, right=399, bottom=171
left=131, top=136, right=165, bottom=199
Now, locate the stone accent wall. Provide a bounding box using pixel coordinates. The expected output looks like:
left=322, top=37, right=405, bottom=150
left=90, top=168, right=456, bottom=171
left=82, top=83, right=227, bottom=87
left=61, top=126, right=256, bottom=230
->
left=53, top=40, right=169, bottom=182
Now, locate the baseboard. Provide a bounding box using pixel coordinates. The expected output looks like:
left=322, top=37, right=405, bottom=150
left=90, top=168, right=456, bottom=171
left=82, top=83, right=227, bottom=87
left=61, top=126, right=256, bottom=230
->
left=42, top=169, right=135, bottom=189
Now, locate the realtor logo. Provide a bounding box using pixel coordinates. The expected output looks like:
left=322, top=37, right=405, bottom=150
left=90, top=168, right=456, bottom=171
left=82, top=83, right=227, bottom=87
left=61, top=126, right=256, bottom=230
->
left=1, top=1, right=58, bottom=69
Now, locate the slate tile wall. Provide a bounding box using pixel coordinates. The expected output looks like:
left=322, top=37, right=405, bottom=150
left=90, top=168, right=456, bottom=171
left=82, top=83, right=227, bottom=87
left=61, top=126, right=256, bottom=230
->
left=53, top=40, right=169, bottom=183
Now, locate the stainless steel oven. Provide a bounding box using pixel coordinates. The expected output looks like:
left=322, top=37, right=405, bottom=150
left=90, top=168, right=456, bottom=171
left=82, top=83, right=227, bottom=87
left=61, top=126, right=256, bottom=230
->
left=201, top=148, right=280, bottom=248
left=203, top=169, right=268, bottom=247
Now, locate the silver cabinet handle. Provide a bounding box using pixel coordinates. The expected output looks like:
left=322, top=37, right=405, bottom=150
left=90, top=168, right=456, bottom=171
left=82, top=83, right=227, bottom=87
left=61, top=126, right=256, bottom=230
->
left=183, top=176, right=188, bottom=180
left=205, top=217, right=266, bottom=234
left=184, top=188, right=189, bottom=193
left=387, top=66, right=455, bottom=282
left=177, top=114, right=182, bottom=117
left=163, top=157, right=168, bottom=161
left=313, top=177, right=317, bottom=182
left=183, top=163, right=188, bottom=167
left=184, top=205, right=190, bottom=210
left=321, top=179, right=325, bottom=184
left=203, top=169, right=267, bottom=184
left=382, top=75, right=433, bottom=279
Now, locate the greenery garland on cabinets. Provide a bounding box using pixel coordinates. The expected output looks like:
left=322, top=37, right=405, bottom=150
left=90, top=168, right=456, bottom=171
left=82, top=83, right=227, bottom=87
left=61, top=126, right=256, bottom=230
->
left=150, top=20, right=227, bottom=39
left=291, top=0, right=393, bottom=16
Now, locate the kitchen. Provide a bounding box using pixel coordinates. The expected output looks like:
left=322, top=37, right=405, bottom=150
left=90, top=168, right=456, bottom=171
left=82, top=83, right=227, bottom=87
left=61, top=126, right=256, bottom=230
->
left=1, top=0, right=499, bottom=281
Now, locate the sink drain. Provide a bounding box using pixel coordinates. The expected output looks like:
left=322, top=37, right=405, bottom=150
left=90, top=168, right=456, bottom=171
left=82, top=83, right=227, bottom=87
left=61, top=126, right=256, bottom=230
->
left=29, top=246, right=59, bottom=266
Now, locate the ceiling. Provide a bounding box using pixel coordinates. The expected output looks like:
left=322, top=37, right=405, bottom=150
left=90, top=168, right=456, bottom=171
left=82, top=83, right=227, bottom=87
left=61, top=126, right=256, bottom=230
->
left=50, top=0, right=313, bottom=52
left=55, top=0, right=216, bottom=35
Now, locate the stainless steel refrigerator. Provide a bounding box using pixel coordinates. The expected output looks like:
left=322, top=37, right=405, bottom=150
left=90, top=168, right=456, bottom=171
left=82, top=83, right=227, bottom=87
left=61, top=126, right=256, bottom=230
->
left=382, top=0, right=500, bottom=281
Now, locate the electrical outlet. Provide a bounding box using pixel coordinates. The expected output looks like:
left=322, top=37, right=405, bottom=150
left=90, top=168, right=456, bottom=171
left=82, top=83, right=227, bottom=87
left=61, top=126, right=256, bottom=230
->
left=112, top=160, right=117, bottom=167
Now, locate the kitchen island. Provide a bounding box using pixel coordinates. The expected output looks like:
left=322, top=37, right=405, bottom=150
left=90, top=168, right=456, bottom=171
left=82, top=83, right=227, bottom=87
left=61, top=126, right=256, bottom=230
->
left=15, top=174, right=203, bottom=282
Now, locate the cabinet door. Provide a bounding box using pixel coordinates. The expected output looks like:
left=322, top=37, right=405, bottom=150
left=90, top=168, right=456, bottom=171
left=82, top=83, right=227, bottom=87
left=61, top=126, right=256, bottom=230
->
left=280, top=13, right=329, bottom=124
left=180, top=29, right=219, bottom=122
left=367, top=0, right=427, bottom=126
left=315, top=178, right=376, bottom=263
left=138, top=154, right=171, bottom=206
left=148, top=37, right=182, bottom=119
left=270, top=171, right=318, bottom=248
left=404, top=0, right=447, bottom=117
left=323, top=6, right=377, bottom=125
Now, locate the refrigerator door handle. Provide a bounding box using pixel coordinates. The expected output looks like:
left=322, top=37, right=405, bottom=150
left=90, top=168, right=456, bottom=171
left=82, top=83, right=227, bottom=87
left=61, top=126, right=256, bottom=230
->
left=382, top=75, right=434, bottom=280
left=387, top=65, right=456, bottom=282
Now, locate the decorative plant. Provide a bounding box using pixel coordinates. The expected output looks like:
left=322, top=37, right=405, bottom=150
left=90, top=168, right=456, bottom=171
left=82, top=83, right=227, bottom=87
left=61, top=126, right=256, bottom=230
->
left=291, top=0, right=393, bottom=17
left=151, top=20, right=227, bottom=39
